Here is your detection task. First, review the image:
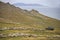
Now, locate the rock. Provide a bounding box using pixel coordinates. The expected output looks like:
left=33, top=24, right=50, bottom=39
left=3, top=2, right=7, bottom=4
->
left=46, top=27, right=54, bottom=30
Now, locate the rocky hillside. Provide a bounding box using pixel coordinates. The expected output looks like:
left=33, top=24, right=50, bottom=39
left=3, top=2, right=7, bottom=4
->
left=0, top=1, right=60, bottom=40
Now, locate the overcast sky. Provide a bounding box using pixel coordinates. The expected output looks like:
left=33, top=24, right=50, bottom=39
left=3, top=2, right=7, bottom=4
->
left=0, top=0, right=60, bottom=7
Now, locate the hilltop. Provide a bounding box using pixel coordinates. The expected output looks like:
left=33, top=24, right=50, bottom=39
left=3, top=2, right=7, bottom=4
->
left=0, top=1, right=60, bottom=40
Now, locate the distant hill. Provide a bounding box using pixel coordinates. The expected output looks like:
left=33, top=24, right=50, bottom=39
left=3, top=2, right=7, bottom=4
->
left=0, top=1, right=60, bottom=40
left=13, top=3, right=43, bottom=6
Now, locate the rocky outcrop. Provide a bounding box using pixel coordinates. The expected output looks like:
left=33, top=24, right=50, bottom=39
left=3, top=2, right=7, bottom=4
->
left=0, top=27, right=44, bottom=31
left=0, top=33, right=38, bottom=38
left=0, top=33, right=60, bottom=38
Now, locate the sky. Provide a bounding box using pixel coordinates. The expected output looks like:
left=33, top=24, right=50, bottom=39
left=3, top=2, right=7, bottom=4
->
left=0, top=0, right=60, bottom=7
left=0, top=0, right=60, bottom=20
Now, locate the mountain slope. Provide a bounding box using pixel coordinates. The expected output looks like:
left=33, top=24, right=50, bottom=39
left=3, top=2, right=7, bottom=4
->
left=0, top=1, right=60, bottom=40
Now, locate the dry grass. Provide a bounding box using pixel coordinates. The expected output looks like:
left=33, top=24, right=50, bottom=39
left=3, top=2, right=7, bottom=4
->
left=0, top=1, right=60, bottom=40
